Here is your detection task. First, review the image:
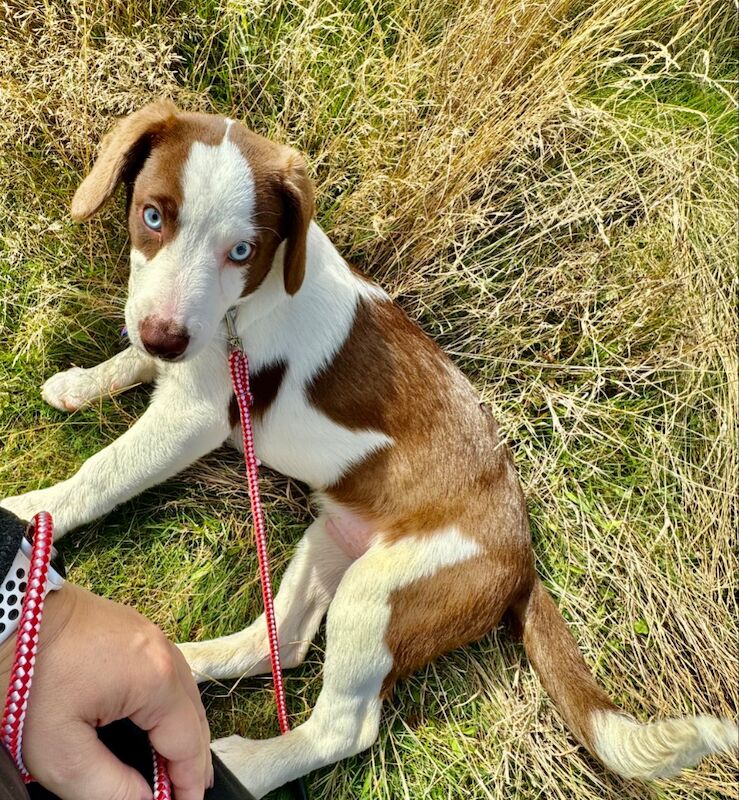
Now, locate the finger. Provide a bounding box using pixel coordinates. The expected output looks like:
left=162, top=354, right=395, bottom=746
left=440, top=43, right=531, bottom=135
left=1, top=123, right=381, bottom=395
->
left=172, top=643, right=213, bottom=788
left=172, top=644, right=210, bottom=757
left=133, top=680, right=207, bottom=800
left=35, top=721, right=152, bottom=800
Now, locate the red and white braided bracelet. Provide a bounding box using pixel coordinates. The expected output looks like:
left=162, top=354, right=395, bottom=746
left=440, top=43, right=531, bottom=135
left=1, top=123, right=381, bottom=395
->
left=1, top=511, right=56, bottom=780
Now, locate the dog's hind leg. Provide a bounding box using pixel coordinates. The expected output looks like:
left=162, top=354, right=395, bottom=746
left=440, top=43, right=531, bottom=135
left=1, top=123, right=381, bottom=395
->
left=42, top=347, right=158, bottom=412
left=178, top=514, right=353, bottom=682
left=209, top=526, right=496, bottom=799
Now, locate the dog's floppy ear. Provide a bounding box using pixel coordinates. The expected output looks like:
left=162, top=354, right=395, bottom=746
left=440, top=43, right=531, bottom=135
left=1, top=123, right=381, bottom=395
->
left=279, top=150, right=315, bottom=295
left=71, top=100, right=178, bottom=222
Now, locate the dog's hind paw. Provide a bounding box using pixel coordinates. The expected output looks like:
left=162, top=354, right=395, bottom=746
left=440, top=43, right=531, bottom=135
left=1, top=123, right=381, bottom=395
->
left=211, top=736, right=270, bottom=799
left=176, top=640, right=218, bottom=684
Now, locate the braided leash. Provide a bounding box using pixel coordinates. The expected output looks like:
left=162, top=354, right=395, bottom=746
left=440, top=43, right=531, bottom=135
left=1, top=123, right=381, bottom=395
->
left=152, top=744, right=172, bottom=799
left=1, top=318, right=298, bottom=796
left=229, top=347, right=291, bottom=734
left=227, top=309, right=309, bottom=798
left=1, top=512, right=172, bottom=799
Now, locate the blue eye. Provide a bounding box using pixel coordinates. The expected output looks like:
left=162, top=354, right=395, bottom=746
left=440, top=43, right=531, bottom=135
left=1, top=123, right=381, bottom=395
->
left=228, top=241, right=253, bottom=262
left=143, top=206, right=162, bottom=231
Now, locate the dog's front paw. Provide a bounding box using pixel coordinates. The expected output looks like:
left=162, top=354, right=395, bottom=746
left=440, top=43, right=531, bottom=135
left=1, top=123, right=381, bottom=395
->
left=1, top=489, right=71, bottom=539
left=0, top=494, right=40, bottom=524
left=42, top=366, right=100, bottom=412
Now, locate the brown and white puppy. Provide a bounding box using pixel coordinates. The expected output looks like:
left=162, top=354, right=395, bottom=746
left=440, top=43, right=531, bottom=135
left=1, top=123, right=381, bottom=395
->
left=2, top=101, right=735, bottom=797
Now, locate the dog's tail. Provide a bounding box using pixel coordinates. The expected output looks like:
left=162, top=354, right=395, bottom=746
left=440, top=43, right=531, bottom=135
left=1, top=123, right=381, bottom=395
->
left=512, top=579, right=738, bottom=779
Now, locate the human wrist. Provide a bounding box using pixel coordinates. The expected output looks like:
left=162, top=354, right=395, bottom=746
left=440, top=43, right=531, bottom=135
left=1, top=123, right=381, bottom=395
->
left=0, top=584, right=77, bottom=694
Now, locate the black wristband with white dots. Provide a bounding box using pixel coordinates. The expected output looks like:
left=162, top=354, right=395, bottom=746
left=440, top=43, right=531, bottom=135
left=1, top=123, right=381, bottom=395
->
left=0, top=508, right=65, bottom=647
left=0, top=509, right=23, bottom=583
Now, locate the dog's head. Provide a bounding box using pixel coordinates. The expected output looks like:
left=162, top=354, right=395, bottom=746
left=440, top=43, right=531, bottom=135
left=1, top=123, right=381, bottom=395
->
left=71, top=101, right=314, bottom=361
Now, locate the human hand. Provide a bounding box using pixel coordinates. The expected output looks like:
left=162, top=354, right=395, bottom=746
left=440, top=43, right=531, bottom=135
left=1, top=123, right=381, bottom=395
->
left=0, top=583, right=212, bottom=800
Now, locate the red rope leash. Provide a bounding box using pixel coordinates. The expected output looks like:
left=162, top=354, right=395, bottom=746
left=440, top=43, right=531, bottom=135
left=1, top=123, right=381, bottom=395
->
left=229, top=347, right=291, bottom=735
left=152, top=744, right=171, bottom=799
left=1, top=512, right=172, bottom=799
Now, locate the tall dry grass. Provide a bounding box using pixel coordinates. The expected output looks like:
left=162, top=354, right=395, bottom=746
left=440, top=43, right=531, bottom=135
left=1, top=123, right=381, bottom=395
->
left=0, top=1, right=736, bottom=798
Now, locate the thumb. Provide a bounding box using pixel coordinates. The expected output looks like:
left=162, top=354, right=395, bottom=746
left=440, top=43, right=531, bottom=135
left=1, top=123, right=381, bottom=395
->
left=32, top=721, right=153, bottom=800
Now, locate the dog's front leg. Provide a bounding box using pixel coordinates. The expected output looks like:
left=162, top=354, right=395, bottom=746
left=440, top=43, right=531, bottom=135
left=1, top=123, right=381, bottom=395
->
left=1, top=351, right=233, bottom=538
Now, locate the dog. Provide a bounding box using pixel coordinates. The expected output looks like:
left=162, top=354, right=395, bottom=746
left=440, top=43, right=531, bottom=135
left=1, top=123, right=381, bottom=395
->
left=2, top=101, right=736, bottom=798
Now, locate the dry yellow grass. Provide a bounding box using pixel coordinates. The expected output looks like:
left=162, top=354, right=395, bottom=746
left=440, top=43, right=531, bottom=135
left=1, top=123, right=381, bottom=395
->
left=0, top=1, right=736, bottom=798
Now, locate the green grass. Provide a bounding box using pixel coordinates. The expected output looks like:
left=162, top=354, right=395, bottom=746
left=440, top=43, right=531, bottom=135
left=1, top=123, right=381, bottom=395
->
left=1, top=1, right=737, bottom=798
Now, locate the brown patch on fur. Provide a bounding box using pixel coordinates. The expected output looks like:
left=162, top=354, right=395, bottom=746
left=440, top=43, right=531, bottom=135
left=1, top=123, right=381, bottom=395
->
left=310, top=292, right=617, bottom=747
left=227, top=125, right=315, bottom=296
left=308, top=293, right=534, bottom=688
left=310, top=297, right=514, bottom=545
left=228, top=361, right=287, bottom=427
left=380, top=438, right=534, bottom=695
left=308, top=297, right=450, bottom=439
left=382, top=543, right=533, bottom=697
left=71, top=100, right=178, bottom=221
left=128, top=113, right=228, bottom=260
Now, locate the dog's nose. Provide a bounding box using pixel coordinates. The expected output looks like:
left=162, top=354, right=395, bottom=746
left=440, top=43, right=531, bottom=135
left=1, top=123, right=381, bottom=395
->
left=139, top=316, right=190, bottom=360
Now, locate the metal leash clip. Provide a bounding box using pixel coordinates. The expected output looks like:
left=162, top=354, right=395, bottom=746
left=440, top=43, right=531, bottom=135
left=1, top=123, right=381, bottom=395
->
left=225, top=307, right=243, bottom=354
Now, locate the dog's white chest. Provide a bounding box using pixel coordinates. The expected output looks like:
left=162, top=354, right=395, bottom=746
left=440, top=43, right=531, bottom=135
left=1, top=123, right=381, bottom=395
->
left=230, top=380, right=391, bottom=489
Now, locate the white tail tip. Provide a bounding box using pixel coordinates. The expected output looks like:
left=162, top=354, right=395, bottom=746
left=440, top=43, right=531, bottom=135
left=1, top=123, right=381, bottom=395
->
left=592, top=711, right=738, bottom=779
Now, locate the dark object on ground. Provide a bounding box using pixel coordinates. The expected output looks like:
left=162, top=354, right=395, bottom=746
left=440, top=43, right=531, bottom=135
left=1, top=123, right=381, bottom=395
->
left=0, top=719, right=259, bottom=800
left=0, top=508, right=24, bottom=582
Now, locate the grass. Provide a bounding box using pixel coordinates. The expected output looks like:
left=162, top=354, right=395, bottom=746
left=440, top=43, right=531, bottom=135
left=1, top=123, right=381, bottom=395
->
left=0, top=0, right=737, bottom=798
